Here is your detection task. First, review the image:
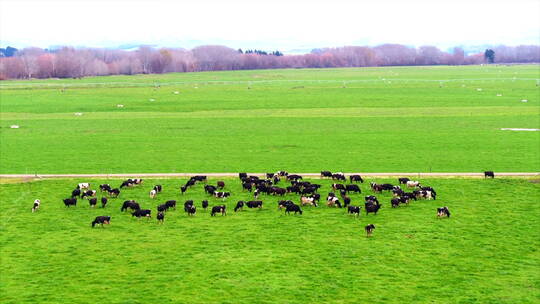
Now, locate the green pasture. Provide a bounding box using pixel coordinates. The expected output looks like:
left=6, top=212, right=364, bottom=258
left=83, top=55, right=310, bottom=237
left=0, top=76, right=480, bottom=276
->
left=1, top=65, right=539, bottom=173
left=0, top=177, right=539, bottom=303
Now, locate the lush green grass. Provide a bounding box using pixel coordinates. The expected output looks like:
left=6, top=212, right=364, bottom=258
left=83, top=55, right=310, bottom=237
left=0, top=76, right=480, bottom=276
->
left=1, top=65, right=539, bottom=173
left=0, top=177, right=539, bottom=303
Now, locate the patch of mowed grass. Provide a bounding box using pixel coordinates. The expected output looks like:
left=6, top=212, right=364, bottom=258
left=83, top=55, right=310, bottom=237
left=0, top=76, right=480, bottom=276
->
left=0, top=177, right=539, bottom=303
left=1, top=65, right=539, bottom=173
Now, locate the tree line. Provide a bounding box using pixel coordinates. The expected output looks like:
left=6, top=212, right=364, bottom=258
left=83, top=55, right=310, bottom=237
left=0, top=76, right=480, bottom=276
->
left=0, top=44, right=538, bottom=80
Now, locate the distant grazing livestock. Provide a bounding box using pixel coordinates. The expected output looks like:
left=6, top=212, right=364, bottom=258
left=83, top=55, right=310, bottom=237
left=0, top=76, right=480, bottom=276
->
left=99, top=184, right=111, bottom=192
left=81, top=190, right=97, bottom=199
left=63, top=198, right=77, bottom=207
left=398, top=178, right=410, bottom=184
left=326, top=196, right=342, bottom=208
left=365, top=224, right=375, bottom=237
left=415, top=190, right=436, bottom=200
left=347, top=206, right=361, bottom=216
left=213, top=191, right=230, bottom=200
left=107, top=188, right=120, bottom=197
left=266, top=173, right=275, bottom=179
left=437, top=207, right=451, bottom=218
left=300, top=196, right=318, bottom=207
left=71, top=189, right=81, bottom=198
left=321, top=171, right=333, bottom=178
left=149, top=189, right=157, bottom=199
left=370, top=182, right=394, bottom=192
left=184, top=200, right=194, bottom=212
left=211, top=205, right=227, bottom=216
left=32, top=199, right=40, bottom=212
left=132, top=209, right=151, bottom=218
left=285, top=203, right=302, bottom=215
left=391, top=197, right=401, bottom=208
left=271, top=187, right=287, bottom=196
left=332, top=173, right=346, bottom=181
left=484, top=171, right=495, bottom=178
left=153, top=185, right=162, bottom=193
left=180, top=185, right=188, bottom=194
left=349, top=175, right=364, bottom=183
left=165, top=200, right=176, bottom=210
left=345, top=184, right=361, bottom=194
left=157, top=204, right=169, bottom=213
left=242, top=182, right=253, bottom=192
left=77, top=183, right=90, bottom=190
left=276, top=171, right=288, bottom=177
left=234, top=201, right=245, bottom=212
left=278, top=200, right=294, bottom=210
left=420, top=186, right=436, bottom=196
left=217, top=181, right=225, bottom=189
left=101, top=197, right=108, bottom=208
left=365, top=195, right=379, bottom=204
left=273, top=175, right=281, bottom=184
left=287, top=174, right=302, bottom=181
left=202, top=200, right=209, bottom=210
left=406, top=181, right=421, bottom=188
left=246, top=201, right=263, bottom=209
left=157, top=212, right=165, bottom=223
left=92, top=216, right=111, bottom=228
left=341, top=194, right=351, bottom=208
left=365, top=202, right=381, bottom=215
left=191, top=175, right=207, bottom=183
left=332, top=183, right=345, bottom=191
left=89, top=198, right=97, bottom=208
left=121, top=200, right=140, bottom=212
left=239, top=172, right=248, bottom=179
left=186, top=205, right=196, bottom=216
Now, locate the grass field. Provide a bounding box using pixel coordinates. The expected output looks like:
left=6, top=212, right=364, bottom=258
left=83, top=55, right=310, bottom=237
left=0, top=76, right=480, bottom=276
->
left=1, top=65, right=539, bottom=173
left=0, top=177, right=539, bottom=303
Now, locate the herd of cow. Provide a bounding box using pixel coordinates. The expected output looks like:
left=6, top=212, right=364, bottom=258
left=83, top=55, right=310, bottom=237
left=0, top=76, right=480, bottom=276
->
left=29, top=170, right=492, bottom=237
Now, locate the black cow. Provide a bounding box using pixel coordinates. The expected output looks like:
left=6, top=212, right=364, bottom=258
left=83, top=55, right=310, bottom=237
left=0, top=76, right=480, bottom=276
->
left=348, top=206, right=361, bottom=216
left=246, top=201, right=263, bottom=209
left=484, top=171, right=495, bottom=178
left=153, top=185, right=162, bottom=193
left=349, top=175, right=364, bottom=183
left=332, top=173, right=346, bottom=181
left=121, top=200, right=140, bottom=212
left=287, top=174, right=303, bottom=181
left=184, top=200, right=194, bottom=212
left=157, top=212, right=165, bottom=223
left=278, top=200, right=294, bottom=210
left=107, top=188, right=120, bottom=197
left=239, top=172, right=248, bottom=179
left=365, top=224, right=375, bottom=237
left=202, top=200, right=209, bottom=210
left=101, top=197, right=108, bottom=208
left=132, top=209, right=151, bottom=218
left=321, top=171, right=333, bottom=178
left=157, top=204, right=169, bottom=212
left=92, top=216, right=111, bottom=227
left=365, top=195, right=379, bottom=204
left=266, top=173, right=275, bottom=178
left=345, top=184, right=361, bottom=194
left=398, top=177, right=410, bottom=184
left=180, top=185, right=188, bottom=194
left=332, top=183, right=345, bottom=191
left=63, top=198, right=77, bottom=207
left=71, top=188, right=81, bottom=198
left=217, top=181, right=225, bottom=189
left=89, top=198, right=97, bottom=208
left=99, top=184, right=112, bottom=192
left=165, top=200, right=176, bottom=210
left=186, top=205, right=196, bottom=216
left=191, top=175, right=207, bottom=183
left=211, top=205, right=226, bottom=216
left=285, top=203, right=302, bottom=215
left=234, top=201, right=245, bottom=212
left=365, top=202, right=381, bottom=215
left=120, top=180, right=134, bottom=188
left=391, top=197, right=401, bottom=208
left=341, top=195, right=351, bottom=208
left=271, top=187, right=287, bottom=196
left=437, top=207, right=451, bottom=218
left=242, top=182, right=253, bottom=192
left=205, top=185, right=217, bottom=194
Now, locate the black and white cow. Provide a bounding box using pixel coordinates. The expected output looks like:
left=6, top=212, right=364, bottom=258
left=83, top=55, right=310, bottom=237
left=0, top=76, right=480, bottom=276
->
left=81, top=190, right=97, bottom=199
left=365, top=224, right=375, bottom=237
left=186, top=205, right=196, bottom=216
left=300, top=196, right=318, bottom=207
left=332, top=173, right=346, bottom=181
left=99, top=184, right=112, bottom=192
left=157, top=212, right=165, bottom=223
left=332, top=183, right=346, bottom=191
left=77, top=183, right=90, bottom=190
left=213, top=191, right=231, bottom=200
left=107, top=188, right=120, bottom=198
left=92, top=216, right=111, bottom=227
left=32, top=199, right=40, bottom=212
left=211, top=205, right=226, bottom=216
left=398, top=178, right=410, bottom=184
left=348, top=206, right=361, bottom=216
left=153, top=185, right=162, bottom=193
left=349, top=175, right=364, bottom=183
left=149, top=189, right=157, bottom=199
left=484, top=171, right=495, bottom=178
left=184, top=200, right=194, bottom=212
left=437, top=207, right=451, bottom=218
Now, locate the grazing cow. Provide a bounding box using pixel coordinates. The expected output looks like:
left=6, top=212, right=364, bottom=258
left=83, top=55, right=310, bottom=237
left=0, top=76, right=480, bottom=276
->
left=365, top=202, right=381, bottom=215
left=345, top=184, right=361, bottom=194
left=242, top=182, right=253, bottom=192
left=271, top=187, right=287, bottom=196
left=239, top=172, right=248, bottom=179
left=165, top=200, right=177, bottom=210
left=205, top=185, right=217, bottom=194
left=99, top=184, right=111, bottom=192
left=81, top=190, right=97, bottom=199
left=213, top=191, right=230, bottom=200
left=101, top=197, right=108, bottom=208
left=348, top=206, right=361, bottom=216
left=149, top=189, right=157, bottom=199
left=180, top=185, right=188, bottom=194
left=202, top=200, right=209, bottom=210
left=278, top=200, right=294, bottom=210
left=287, top=174, right=302, bottom=181
left=266, top=173, right=275, bottom=179
left=92, top=216, right=111, bottom=228
left=234, top=201, right=245, bottom=212
left=63, top=198, right=77, bottom=207
left=273, top=176, right=281, bottom=184
left=406, top=181, right=421, bottom=188
left=184, top=200, right=194, bottom=212
left=132, top=178, right=143, bottom=185
left=285, top=203, right=302, bottom=215
left=32, top=199, right=40, bottom=212
left=365, top=224, right=375, bottom=237
left=276, top=171, right=289, bottom=177
left=437, top=207, right=451, bottom=218
left=391, top=197, right=401, bottom=208
left=121, top=200, right=140, bottom=212
left=71, top=188, right=81, bottom=198
left=153, top=185, right=162, bottom=193
left=77, top=183, right=90, bottom=190
left=191, top=175, right=207, bottom=183
left=326, top=196, right=342, bottom=208
left=321, top=171, right=333, bottom=178
left=349, top=175, right=364, bottom=183
left=300, top=196, right=318, bottom=207
left=132, top=209, right=151, bottom=218
left=332, top=173, right=346, bottom=181
left=217, top=181, right=225, bottom=189
left=211, top=205, right=226, bottom=216
left=332, top=183, right=346, bottom=191
left=341, top=195, right=351, bottom=208
left=246, top=201, right=263, bottom=209
left=157, top=212, right=165, bottom=223
left=365, top=195, right=379, bottom=204
left=415, top=190, right=436, bottom=200
left=186, top=205, right=196, bottom=216
left=420, top=186, right=437, bottom=196
left=120, top=180, right=135, bottom=188
left=107, top=188, right=120, bottom=198
left=89, top=198, right=97, bottom=208
left=484, top=171, right=495, bottom=178
left=398, top=178, right=410, bottom=184
left=157, top=204, right=169, bottom=212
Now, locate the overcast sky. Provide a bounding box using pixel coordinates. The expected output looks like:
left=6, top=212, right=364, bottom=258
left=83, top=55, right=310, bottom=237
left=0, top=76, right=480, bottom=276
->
left=1, top=0, right=539, bottom=52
